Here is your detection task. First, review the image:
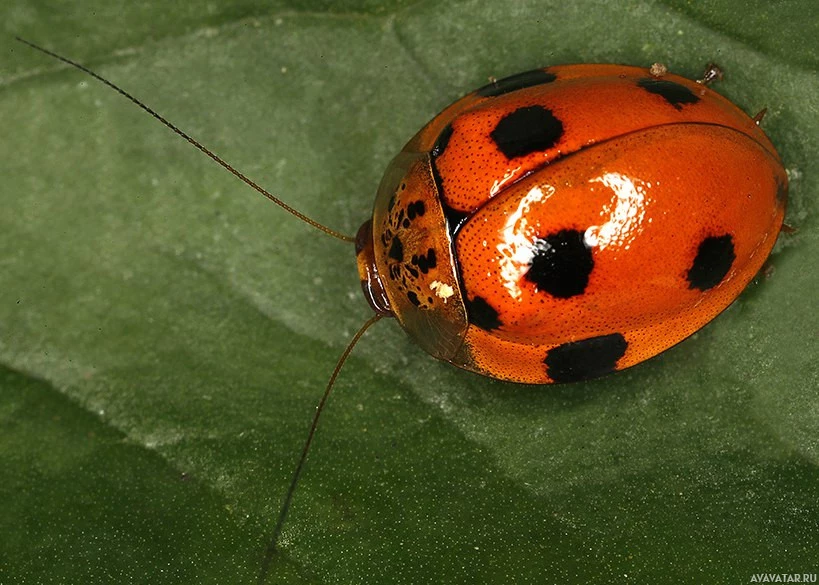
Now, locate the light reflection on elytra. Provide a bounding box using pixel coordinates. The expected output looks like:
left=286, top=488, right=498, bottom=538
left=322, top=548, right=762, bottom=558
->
left=494, top=173, right=652, bottom=302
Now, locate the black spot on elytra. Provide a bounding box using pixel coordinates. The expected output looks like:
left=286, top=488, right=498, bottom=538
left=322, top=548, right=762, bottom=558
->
left=407, top=200, right=426, bottom=219
left=476, top=69, right=558, bottom=97
left=411, top=248, right=437, bottom=274
left=687, top=234, right=735, bottom=291
left=637, top=78, right=700, bottom=110
left=490, top=105, right=564, bottom=159
left=407, top=291, right=421, bottom=307
left=388, top=236, right=404, bottom=262
left=431, top=124, right=454, bottom=158
left=525, top=229, right=593, bottom=298
left=544, top=333, right=628, bottom=383
left=465, top=296, right=502, bottom=331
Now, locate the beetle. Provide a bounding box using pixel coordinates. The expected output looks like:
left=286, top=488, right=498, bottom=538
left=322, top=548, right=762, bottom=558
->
left=17, top=38, right=787, bottom=580
left=355, top=63, right=787, bottom=384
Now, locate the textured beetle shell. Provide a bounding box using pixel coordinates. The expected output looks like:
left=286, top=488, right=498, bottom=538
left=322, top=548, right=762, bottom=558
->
left=371, top=64, right=787, bottom=384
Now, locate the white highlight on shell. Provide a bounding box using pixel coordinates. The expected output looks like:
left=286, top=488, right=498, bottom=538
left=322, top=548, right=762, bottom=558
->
left=430, top=280, right=454, bottom=301
left=489, top=165, right=522, bottom=197
left=584, top=173, right=649, bottom=250
left=496, top=184, right=555, bottom=301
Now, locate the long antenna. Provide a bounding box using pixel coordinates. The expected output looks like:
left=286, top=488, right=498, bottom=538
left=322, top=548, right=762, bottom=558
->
left=15, top=36, right=356, bottom=244
left=259, top=312, right=384, bottom=584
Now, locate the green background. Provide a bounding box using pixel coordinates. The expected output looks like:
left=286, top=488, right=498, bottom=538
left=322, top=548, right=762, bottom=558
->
left=1, top=1, right=817, bottom=583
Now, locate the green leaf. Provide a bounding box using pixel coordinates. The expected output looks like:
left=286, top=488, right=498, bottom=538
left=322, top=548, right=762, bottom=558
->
left=2, top=1, right=817, bottom=583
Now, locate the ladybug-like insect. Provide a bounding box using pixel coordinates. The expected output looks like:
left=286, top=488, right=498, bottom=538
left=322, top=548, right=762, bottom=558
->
left=19, top=39, right=787, bottom=580
left=357, top=63, right=787, bottom=384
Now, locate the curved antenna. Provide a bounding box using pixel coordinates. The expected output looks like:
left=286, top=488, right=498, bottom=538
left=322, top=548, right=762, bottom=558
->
left=258, top=312, right=384, bottom=584
left=15, top=36, right=356, bottom=244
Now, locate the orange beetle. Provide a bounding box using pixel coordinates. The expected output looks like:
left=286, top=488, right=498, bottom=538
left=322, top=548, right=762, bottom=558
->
left=356, top=64, right=787, bottom=383
left=17, top=39, right=788, bottom=569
